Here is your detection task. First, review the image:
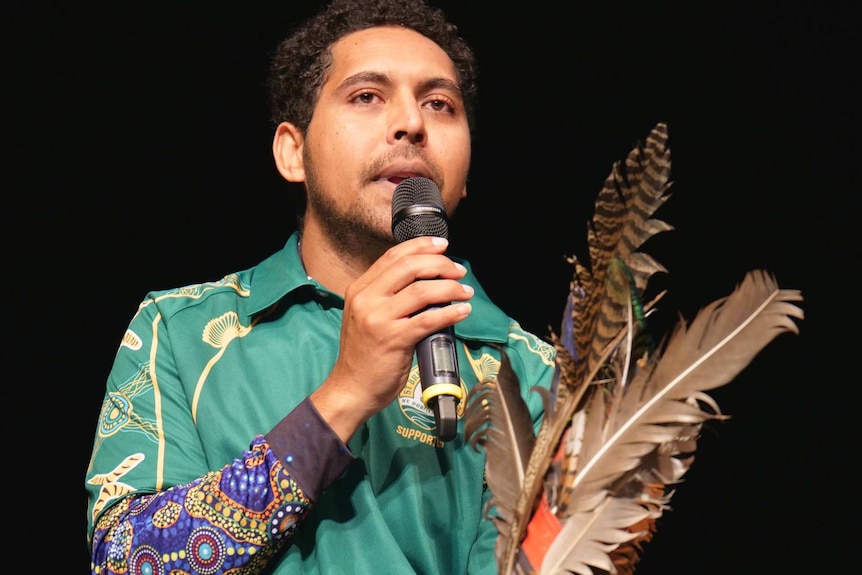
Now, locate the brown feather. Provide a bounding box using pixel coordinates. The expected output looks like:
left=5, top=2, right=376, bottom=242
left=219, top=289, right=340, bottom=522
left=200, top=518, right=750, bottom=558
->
left=464, top=352, right=551, bottom=566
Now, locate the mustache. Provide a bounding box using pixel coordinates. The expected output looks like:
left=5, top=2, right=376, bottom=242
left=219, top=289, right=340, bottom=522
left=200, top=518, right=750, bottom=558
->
left=361, top=147, right=444, bottom=191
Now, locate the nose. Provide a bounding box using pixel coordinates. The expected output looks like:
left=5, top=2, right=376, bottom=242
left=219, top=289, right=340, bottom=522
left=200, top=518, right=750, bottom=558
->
left=387, top=92, right=426, bottom=145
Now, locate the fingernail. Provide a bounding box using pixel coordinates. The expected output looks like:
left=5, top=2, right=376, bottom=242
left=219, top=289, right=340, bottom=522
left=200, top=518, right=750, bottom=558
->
left=456, top=302, right=472, bottom=315
left=454, top=262, right=467, bottom=273
left=431, top=237, right=449, bottom=246
left=462, top=284, right=474, bottom=296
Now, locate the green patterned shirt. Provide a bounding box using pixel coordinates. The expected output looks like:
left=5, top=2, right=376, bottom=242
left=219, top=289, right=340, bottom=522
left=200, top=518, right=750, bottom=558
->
left=85, top=231, right=555, bottom=574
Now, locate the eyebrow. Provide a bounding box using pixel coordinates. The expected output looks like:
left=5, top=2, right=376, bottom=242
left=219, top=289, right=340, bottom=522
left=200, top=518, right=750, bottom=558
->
left=337, top=71, right=463, bottom=99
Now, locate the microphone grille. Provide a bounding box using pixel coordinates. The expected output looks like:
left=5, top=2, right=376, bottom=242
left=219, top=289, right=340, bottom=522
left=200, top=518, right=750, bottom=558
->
left=391, top=177, right=449, bottom=242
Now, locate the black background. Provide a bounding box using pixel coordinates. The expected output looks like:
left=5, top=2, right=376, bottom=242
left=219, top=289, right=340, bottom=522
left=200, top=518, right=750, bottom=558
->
left=4, top=1, right=858, bottom=573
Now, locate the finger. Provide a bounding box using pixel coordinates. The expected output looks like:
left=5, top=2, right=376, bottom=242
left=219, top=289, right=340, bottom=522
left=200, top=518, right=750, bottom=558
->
left=351, top=236, right=450, bottom=292
left=399, top=298, right=473, bottom=344
left=387, top=277, right=475, bottom=320
left=347, top=257, right=469, bottom=325
left=348, top=256, right=467, bottom=311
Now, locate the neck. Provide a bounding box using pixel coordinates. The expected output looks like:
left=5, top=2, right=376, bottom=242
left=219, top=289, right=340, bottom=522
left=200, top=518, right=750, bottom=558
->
left=298, top=220, right=390, bottom=296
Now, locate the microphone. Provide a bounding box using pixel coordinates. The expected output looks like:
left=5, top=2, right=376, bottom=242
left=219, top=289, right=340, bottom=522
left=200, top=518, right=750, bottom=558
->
left=391, top=176, right=462, bottom=442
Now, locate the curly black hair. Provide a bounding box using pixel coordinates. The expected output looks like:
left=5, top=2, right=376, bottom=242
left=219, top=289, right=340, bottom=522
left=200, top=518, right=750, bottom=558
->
left=267, top=0, right=478, bottom=135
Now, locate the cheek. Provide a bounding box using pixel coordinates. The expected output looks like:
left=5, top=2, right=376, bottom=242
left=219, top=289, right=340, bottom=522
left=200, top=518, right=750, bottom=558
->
left=309, top=130, right=348, bottom=175
left=442, top=145, right=471, bottom=211
left=445, top=140, right=471, bottom=185
left=326, top=123, right=369, bottom=164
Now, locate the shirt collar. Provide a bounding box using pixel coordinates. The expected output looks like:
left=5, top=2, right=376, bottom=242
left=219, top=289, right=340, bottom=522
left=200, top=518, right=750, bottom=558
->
left=246, top=231, right=510, bottom=344
left=246, top=232, right=315, bottom=316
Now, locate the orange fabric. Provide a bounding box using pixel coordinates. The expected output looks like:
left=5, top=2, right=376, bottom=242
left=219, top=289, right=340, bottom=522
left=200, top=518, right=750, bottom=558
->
left=521, top=493, right=562, bottom=570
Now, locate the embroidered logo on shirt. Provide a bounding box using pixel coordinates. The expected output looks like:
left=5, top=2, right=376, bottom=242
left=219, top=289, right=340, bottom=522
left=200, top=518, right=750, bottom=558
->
left=397, top=364, right=467, bottom=441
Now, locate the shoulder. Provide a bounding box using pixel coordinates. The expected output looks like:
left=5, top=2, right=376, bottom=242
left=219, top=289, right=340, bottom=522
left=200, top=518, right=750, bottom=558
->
left=503, top=321, right=556, bottom=369
left=500, top=320, right=556, bottom=392
left=137, top=271, right=254, bottom=322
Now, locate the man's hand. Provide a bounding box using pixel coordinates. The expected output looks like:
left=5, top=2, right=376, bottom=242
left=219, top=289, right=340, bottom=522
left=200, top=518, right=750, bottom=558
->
left=310, top=236, right=474, bottom=443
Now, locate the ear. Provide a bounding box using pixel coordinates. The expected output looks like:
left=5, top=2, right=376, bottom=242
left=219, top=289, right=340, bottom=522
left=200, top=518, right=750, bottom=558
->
left=272, top=121, right=306, bottom=182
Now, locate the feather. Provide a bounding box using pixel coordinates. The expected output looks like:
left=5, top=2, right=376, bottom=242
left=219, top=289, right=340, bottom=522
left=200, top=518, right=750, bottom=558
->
left=568, top=270, right=802, bottom=512
left=540, top=495, right=659, bottom=575
left=571, top=127, right=674, bottom=389
left=464, top=352, right=551, bottom=564
left=463, top=122, right=804, bottom=574
left=543, top=124, right=676, bottom=498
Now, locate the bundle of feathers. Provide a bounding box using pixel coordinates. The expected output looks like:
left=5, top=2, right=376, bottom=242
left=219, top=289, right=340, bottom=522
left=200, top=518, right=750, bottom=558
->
left=463, top=122, right=804, bottom=575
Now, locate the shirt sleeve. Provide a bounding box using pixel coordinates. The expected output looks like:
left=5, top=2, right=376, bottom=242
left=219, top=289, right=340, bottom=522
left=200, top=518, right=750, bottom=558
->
left=265, top=397, right=355, bottom=502
left=89, top=400, right=354, bottom=574
left=86, top=290, right=355, bottom=574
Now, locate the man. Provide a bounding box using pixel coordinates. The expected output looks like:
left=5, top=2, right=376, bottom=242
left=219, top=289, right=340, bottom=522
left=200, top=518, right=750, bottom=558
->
left=85, top=1, right=555, bottom=573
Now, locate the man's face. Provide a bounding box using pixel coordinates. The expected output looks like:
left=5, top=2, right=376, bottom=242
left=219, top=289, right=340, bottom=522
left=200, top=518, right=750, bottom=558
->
left=301, top=25, right=471, bottom=248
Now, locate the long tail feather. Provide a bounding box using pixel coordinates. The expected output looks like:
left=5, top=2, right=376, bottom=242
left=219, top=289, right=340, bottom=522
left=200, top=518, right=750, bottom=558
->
left=465, top=352, right=550, bottom=567
left=510, top=125, right=676, bottom=565
left=540, top=496, right=660, bottom=575
left=567, top=270, right=803, bottom=513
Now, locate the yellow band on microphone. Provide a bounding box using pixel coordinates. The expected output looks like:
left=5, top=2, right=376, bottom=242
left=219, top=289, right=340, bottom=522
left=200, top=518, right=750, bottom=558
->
left=421, top=384, right=463, bottom=408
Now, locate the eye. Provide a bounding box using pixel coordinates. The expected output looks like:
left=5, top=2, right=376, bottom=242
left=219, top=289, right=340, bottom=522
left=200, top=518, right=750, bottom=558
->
left=351, top=91, right=379, bottom=105
left=425, top=97, right=456, bottom=114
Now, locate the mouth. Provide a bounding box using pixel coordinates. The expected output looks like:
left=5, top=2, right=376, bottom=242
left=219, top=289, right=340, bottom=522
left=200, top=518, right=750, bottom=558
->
left=375, top=162, right=435, bottom=188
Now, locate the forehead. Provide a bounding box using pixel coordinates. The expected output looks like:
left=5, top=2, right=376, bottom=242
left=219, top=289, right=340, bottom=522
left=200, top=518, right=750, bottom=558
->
left=326, top=26, right=459, bottom=86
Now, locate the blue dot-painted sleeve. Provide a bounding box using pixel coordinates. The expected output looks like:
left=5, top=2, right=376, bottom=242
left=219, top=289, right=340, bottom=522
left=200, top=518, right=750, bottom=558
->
left=89, top=402, right=352, bottom=575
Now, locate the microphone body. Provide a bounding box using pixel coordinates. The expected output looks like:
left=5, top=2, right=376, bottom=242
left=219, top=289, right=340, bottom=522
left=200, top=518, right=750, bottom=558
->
left=392, top=177, right=462, bottom=441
